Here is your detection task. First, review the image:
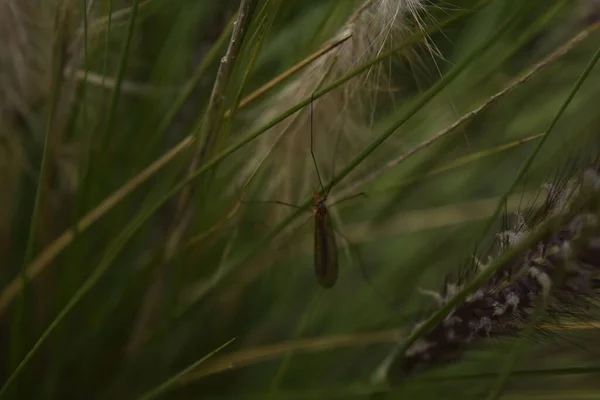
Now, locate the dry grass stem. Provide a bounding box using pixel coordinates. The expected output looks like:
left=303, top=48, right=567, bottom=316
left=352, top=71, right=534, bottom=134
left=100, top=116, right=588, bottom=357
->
left=180, top=320, right=600, bottom=385
left=125, top=0, right=260, bottom=355
left=66, top=67, right=179, bottom=96
left=182, top=329, right=403, bottom=384
left=225, top=31, right=353, bottom=116
left=0, top=136, right=194, bottom=315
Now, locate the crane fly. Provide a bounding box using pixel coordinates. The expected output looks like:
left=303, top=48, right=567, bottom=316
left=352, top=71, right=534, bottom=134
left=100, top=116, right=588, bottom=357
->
left=312, top=192, right=338, bottom=288
left=241, top=94, right=365, bottom=289
left=304, top=93, right=369, bottom=289
left=239, top=96, right=394, bottom=310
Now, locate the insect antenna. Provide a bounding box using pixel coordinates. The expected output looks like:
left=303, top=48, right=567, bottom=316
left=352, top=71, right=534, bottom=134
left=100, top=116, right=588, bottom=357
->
left=310, top=92, right=327, bottom=197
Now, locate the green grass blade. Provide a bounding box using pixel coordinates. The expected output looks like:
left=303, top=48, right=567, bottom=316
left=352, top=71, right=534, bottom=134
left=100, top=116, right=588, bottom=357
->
left=0, top=3, right=140, bottom=396
left=381, top=43, right=600, bottom=381
left=137, top=338, right=236, bottom=400
left=98, top=0, right=140, bottom=152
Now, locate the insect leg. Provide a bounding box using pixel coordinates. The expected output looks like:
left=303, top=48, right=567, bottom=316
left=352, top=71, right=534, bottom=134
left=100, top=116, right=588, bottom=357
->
left=328, top=191, right=368, bottom=208
left=235, top=183, right=307, bottom=210
left=274, top=214, right=313, bottom=257
left=329, top=223, right=396, bottom=312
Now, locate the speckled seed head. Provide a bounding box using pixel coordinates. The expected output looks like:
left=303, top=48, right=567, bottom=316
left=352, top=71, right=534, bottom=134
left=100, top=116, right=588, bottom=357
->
left=389, top=167, right=600, bottom=377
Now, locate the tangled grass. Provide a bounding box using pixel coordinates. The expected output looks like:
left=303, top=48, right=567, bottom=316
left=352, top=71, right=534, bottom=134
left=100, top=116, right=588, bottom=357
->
left=1, top=0, right=600, bottom=399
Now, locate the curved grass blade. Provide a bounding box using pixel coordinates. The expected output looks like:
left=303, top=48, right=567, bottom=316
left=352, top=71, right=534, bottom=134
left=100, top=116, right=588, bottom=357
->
left=337, top=19, right=600, bottom=199
left=137, top=338, right=236, bottom=400
left=321, top=2, right=524, bottom=199
left=0, top=1, right=141, bottom=395
left=479, top=35, right=600, bottom=240
left=98, top=0, right=138, bottom=153
left=7, top=4, right=70, bottom=394
left=372, top=133, right=545, bottom=196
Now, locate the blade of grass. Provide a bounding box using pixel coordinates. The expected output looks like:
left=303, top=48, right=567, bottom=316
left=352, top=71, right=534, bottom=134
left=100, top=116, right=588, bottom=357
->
left=7, top=5, right=69, bottom=397
left=0, top=2, right=141, bottom=395
left=270, top=293, right=323, bottom=392
left=125, top=0, right=262, bottom=355
left=158, top=0, right=523, bottom=348
left=470, top=0, right=569, bottom=88
left=137, top=338, right=236, bottom=400
left=88, top=0, right=158, bottom=35
left=108, top=0, right=515, bottom=340
left=97, top=0, right=139, bottom=153
left=479, top=40, right=600, bottom=239
left=155, top=15, right=236, bottom=135
left=224, top=30, right=352, bottom=116
left=160, top=1, right=283, bottom=324
left=218, top=1, right=279, bottom=149
left=376, top=44, right=600, bottom=380
left=172, top=50, right=342, bottom=278
left=101, top=0, right=113, bottom=105
left=0, top=137, right=193, bottom=316
left=0, top=183, right=169, bottom=397
left=375, top=133, right=545, bottom=195
left=41, top=1, right=93, bottom=397
left=484, top=50, right=600, bottom=400
left=179, top=321, right=600, bottom=385
left=182, top=329, right=401, bottom=384
left=422, top=366, right=600, bottom=383
left=194, top=0, right=260, bottom=155
left=0, top=8, right=236, bottom=317
left=314, top=0, right=524, bottom=200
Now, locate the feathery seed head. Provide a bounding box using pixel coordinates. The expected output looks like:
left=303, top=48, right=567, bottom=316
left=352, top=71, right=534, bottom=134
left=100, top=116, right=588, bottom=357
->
left=236, top=0, right=430, bottom=221
left=383, top=166, right=600, bottom=380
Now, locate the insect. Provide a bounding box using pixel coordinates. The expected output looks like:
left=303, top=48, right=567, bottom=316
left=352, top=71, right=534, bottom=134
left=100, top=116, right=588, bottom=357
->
left=241, top=95, right=365, bottom=289
left=304, top=95, right=368, bottom=288
left=312, top=191, right=338, bottom=288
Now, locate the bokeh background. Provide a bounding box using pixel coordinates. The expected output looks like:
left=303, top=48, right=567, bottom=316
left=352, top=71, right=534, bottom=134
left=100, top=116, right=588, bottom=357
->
left=1, top=0, right=600, bottom=398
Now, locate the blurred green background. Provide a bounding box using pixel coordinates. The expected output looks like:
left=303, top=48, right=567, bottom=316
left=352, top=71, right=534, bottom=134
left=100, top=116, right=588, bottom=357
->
left=1, top=0, right=600, bottom=398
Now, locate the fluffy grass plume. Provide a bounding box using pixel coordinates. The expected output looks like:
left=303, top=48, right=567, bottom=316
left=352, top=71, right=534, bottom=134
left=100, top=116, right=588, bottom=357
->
left=236, top=0, right=431, bottom=219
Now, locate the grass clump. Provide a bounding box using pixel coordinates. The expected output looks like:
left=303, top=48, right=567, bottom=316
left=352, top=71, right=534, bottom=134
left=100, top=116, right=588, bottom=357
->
left=1, top=0, right=600, bottom=399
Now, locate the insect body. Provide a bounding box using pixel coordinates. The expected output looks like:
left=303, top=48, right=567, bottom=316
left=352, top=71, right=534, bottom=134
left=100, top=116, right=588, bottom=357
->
left=241, top=96, right=364, bottom=289
left=313, top=193, right=338, bottom=288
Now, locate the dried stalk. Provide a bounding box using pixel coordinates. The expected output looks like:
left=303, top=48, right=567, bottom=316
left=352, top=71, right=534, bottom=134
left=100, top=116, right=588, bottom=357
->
left=125, top=0, right=260, bottom=355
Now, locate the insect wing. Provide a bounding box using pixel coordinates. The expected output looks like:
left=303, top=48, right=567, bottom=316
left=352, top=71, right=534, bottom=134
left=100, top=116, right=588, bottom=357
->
left=314, top=206, right=339, bottom=288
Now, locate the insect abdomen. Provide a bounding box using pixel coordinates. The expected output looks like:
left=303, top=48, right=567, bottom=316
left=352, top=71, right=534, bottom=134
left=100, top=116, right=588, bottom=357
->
left=314, top=206, right=339, bottom=288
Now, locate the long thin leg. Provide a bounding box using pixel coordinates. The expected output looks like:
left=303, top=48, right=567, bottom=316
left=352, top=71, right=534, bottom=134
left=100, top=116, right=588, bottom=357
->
left=241, top=198, right=306, bottom=210
left=275, top=215, right=312, bottom=253
left=328, top=192, right=368, bottom=208
left=310, top=92, right=325, bottom=195
left=235, top=184, right=306, bottom=210
left=328, top=222, right=395, bottom=312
